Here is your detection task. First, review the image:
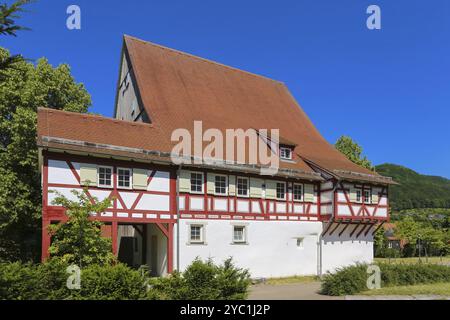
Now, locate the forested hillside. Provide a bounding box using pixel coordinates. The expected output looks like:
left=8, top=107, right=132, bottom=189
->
left=376, top=164, right=450, bottom=211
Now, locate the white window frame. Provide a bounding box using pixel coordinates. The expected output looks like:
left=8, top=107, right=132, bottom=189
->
left=355, top=189, right=362, bottom=203
left=231, top=224, right=248, bottom=245
left=293, top=183, right=303, bottom=202
left=280, top=147, right=292, bottom=160
left=214, top=174, right=228, bottom=196
left=190, top=171, right=204, bottom=194
left=188, top=223, right=206, bottom=245
left=98, top=166, right=113, bottom=188
left=276, top=181, right=286, bottom=200
left=236, top=177, right=249, bottom=198
left=117, top=167, right=133, bottom=190
left=363, top=189, right=372, bottom=204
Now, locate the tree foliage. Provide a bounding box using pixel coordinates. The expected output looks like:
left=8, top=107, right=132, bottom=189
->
left=376, top=163, right=450, bottom=211
left=334, top=135, right=374, bottom=170
left=48, top=189, right=115, bottom=267
left=0, top=0, right=32, bottom=80
left=0, top=47, right=91, bottom=262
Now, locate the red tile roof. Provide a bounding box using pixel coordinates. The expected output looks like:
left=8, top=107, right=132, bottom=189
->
left=37, top=35, right=394, bottom=184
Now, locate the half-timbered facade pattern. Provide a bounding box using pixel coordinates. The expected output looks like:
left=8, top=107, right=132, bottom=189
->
left=37, top=35, right=395, bottom=278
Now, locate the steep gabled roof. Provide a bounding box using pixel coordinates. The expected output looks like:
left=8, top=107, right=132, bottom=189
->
left=123, top=35, right=391, bottom=183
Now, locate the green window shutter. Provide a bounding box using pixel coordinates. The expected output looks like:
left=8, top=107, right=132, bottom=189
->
left=133, top=168, right=148, bottom=190
left=349, top=187, right=357, bottom=202
left=371, top=191, right=379, bottom=204
left=229, top=176, right=236, bottom=196
left=265, top=180, right=276, bottom=199
left=80, top=164, right=98, bottom=186
left=207, top=173, right=215, bottom=194
left=250, top=178, right=263, bottom=198
left=304, top=184, right=314, bottom=202
left=179, top=170, right=191, bottom=193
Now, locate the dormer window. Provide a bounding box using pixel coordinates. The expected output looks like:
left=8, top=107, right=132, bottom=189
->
left=280, top=147, right=292, bottom=160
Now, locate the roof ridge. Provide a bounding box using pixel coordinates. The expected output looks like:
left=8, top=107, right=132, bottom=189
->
left=124, top=34, right=285, bottom=85
left=38, top=107, right=155, bottom=129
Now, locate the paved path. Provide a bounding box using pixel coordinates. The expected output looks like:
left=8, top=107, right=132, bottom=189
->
left=249, top=282, right=450, bottom=300
left=248, top=282, right=343, bottom=300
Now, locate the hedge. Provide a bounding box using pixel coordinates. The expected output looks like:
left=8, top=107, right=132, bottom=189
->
left=321, top=263, right=450, bottom=296
left=0, top=257, right=250, bottom=300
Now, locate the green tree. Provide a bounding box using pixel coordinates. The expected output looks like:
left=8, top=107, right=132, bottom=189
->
left=48, top=189, right=115, bottom=267
left=0, top=47, right=91, bottom=262
left=335, top=135, right=374, bottom=170
left=394, top=217, right=420, bottom=256
left=0, top=0, right=32, bottom=79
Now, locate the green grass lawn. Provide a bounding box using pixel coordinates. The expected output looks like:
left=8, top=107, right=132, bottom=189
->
left=265, top=275, right=319, bottom=285
left=360, top=282, right=450, bottom=296
left=375, top=256, right=450, bottom=265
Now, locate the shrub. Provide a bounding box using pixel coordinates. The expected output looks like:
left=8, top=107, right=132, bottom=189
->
left=0, top=260, right=149, bottom=300
left=151, top=258, right=251, bottom=300
left=0, top=258, right=251, bottom=300
left=321, top=263, right=450, bottom=296
left=320, top=264, right=368, bottom=296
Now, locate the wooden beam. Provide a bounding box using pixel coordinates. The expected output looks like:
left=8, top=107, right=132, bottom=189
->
left=365, top=223, right=375, bottom=236
left=338, top=222, right=351, bottom=236
left=322, top=220, right=335, bottom=236
left=371, top=221, right=386, bottom=236
left=349, top=221, right=362, bottom=237
left=329, top=221, right=342, bottom=236
left=356, top=224, right=368, bottom=238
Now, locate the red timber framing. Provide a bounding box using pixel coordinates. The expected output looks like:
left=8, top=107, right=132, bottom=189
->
left=333, top=181, right=390, bottom=222
left=41, top=151, right=175, bottom=274
left=178, top=168, right=322, bottom=222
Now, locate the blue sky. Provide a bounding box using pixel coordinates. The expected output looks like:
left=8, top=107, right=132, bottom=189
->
left=4, top=0, right=450, bottom=178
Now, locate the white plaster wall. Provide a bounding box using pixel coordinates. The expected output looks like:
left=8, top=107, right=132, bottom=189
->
left=146, top=224, right=168, bottom=277
left=174, top=220, right=322, bottom=278
left=48, top=160, right=79, bottom=185
left=321, top=224, right=374, bottom=273
left=136, top=194, right=170, bottom=211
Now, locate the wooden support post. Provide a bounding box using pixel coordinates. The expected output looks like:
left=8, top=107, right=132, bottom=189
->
left=112, top=221, right=118, bottom=256
left=41, top=218, right=51, bottom=262
left=142, top=224, right=147, bottom=265
left=167, top=223, right=174, bottom=274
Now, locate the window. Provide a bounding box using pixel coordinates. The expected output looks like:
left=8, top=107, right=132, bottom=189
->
left=237, top=177, right=249, bottom=197
left=356, top=189, right=362, bottom=203
left=215, top=175, right=227, bottom=195
left=98, top=166, right=113, bottom=187
left=363, top=190, right=371, bottom=204
left=293, top=184, right=303, bottom=201
left=190, top=172, right=203, bottom=193
left=233, top=226, right=247, bottom=244
left=280, top=147, right=292, bottom=160
left=276, top=182, right=286, bottom=200
left=190, top=225, right=204, bottom=243
left=118, top=168, right=132, bottom=189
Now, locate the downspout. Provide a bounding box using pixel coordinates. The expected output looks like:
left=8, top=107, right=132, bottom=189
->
left=176, top=164, right=182, bottom=271
left=318, top=179, right=340, bottom=278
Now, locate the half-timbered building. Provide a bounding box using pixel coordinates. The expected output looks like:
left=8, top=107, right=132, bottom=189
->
left=37, top=35, right=395, bottom=278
